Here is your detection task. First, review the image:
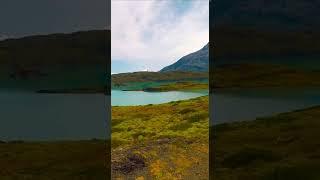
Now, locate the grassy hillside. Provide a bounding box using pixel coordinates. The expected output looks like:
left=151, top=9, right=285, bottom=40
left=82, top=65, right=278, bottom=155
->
left=143, top=81, right=208, bottom=92
left=0, top=140, right=109, bottom=179
left=0, top=30, right=109, bottom=92
left=212, top=106, right=320, bottom=179
left=112, top=71, right=208, bottom=85
left=112, top=62, right=320, bottom=92
left=212, top=28, right=320, bottom=64
left=0, top=30, right=109, bottom=66
left=112, top=71, right=208, bottom=92
left=211, top=63, right=320, bottom=90
left=112, top=96, right=209, bottom=179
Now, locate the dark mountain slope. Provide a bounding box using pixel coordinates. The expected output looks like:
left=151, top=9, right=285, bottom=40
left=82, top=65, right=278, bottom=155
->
left=0, top=30, right=110, bottom=91
left=160, top=43, right=209, bottom=72
left=0, top=30, right=110, bottom=66
left=211, top=0, right=320, bottom=65
left=213, top=0, right=320, bottom=30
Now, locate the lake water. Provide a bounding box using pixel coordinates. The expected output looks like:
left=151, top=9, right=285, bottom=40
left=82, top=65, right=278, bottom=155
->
left=2, top=88, right=320, bottom=140
left=112, top=88, right=320, bottom=125
left=211, top=88, right=320, bottom=125
left=111, top=90, right=209, bottom=106
left=0, top=90, right=109, bottom=141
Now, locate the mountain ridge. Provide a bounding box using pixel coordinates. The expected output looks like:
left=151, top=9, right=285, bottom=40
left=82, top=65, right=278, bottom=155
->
left=211, top=0, right=320, bottom=65
left=0, top=30, right=110, bottom=66
left=160, top=43, right=209, bottom=72
left=213, top=0, right=320, bottom=30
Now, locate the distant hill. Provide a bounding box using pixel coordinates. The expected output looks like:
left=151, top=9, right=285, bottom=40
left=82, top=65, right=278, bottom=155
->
left=160, top=43, right=209, bottom=72
left=0, top=30, right=110, bottom=92
left=112, top=71, right=208, bottom=86
left=213, top=0, right=320, bottom=30
left=213, top=28, right=320, bottom=63
left=111, top=71, right=208, bottom=91
left=212, top=0, right=320, bottom=66
left=0, top=30, right=110, bottom=67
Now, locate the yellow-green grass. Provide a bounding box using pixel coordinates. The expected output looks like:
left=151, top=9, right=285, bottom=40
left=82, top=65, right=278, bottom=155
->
left=112, top=96, right=209, bottom=147
left=112, top=71, right=208, bottom=86
left=0, top=140, right=109, bottom=180
left=143, top=81, right=208, bottom=92
left=112, top=96, right=209, bottom=179
left=213, top=106, right=320, bottom=180
left=211, top=63, right=320, bottom=90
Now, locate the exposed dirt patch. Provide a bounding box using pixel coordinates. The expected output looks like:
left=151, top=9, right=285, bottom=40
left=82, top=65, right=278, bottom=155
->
left=112, top=138, right=208, bottom=179
left=112, top=151, right=146, bottom=174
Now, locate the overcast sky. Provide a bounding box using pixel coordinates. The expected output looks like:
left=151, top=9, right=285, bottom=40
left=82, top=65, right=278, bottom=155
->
left=0, top=0, right=110, bottom=38
left=111, top=0, right=209, bottom=74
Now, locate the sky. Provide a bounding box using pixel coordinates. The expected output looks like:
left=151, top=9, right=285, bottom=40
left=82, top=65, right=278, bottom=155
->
left=0, top=0, right=110, bottom=38
left=111, top=0, right=209, bottom=74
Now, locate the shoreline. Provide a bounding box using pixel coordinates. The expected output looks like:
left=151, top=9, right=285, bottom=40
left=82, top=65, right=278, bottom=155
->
left=212, top=104, right=320, bottom=179
left=36, top=88, right=106, bottom=94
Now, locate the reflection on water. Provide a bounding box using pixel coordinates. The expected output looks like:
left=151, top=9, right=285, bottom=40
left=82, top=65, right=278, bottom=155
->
left=0, top=90, right=109, bottom=141
left=211, top=88, right=320, bottom=125
left=111, top=90, right=208, bottom=106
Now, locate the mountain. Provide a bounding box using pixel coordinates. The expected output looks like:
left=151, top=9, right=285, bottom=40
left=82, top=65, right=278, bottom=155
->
left=211, top=0, right=320, bottom=65
left=0, top=30, right=110, bottom=66
left=0, top=30, right=110, bottom=92
left=160, top=43, right=209, bottom=72
left=213, top=0, right=320, bottom=30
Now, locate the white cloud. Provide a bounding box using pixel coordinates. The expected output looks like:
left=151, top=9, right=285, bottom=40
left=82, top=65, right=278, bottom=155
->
left=111, top=0, right=209, bottom=71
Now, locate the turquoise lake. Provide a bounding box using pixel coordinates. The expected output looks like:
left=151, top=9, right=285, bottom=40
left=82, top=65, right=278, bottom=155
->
left=111, top=90, right=209, bottom=106
left=211, top=88, right=320, bottom=125
left=2, top=87, right=320, bottom=140
left=113, top=87, right=320, bottom=125
left=0, top=90, right=108, bottom=141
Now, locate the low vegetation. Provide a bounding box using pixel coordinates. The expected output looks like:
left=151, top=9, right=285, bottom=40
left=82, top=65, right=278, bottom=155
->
left=0, top=140, right=109, bottom=179
left=112, top=71, right=208, bottom=92
left=212, top=63, right=320, bottom=90
left=112, top=96, right=209, bottom=179
left=143, top=81, right=208, bottom=92
left=113, top=63, right=320, bottom=92
left=212, top=106, right=320, bottom=179
left=112, top=71, right=208, bottom=86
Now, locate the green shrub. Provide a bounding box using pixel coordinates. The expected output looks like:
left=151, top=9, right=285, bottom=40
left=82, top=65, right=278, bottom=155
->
left=221, top=148, right=281, bottom=168
left=179, top=108, right=196, bottom=114
left=186, top=112, right=208, bottom=123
